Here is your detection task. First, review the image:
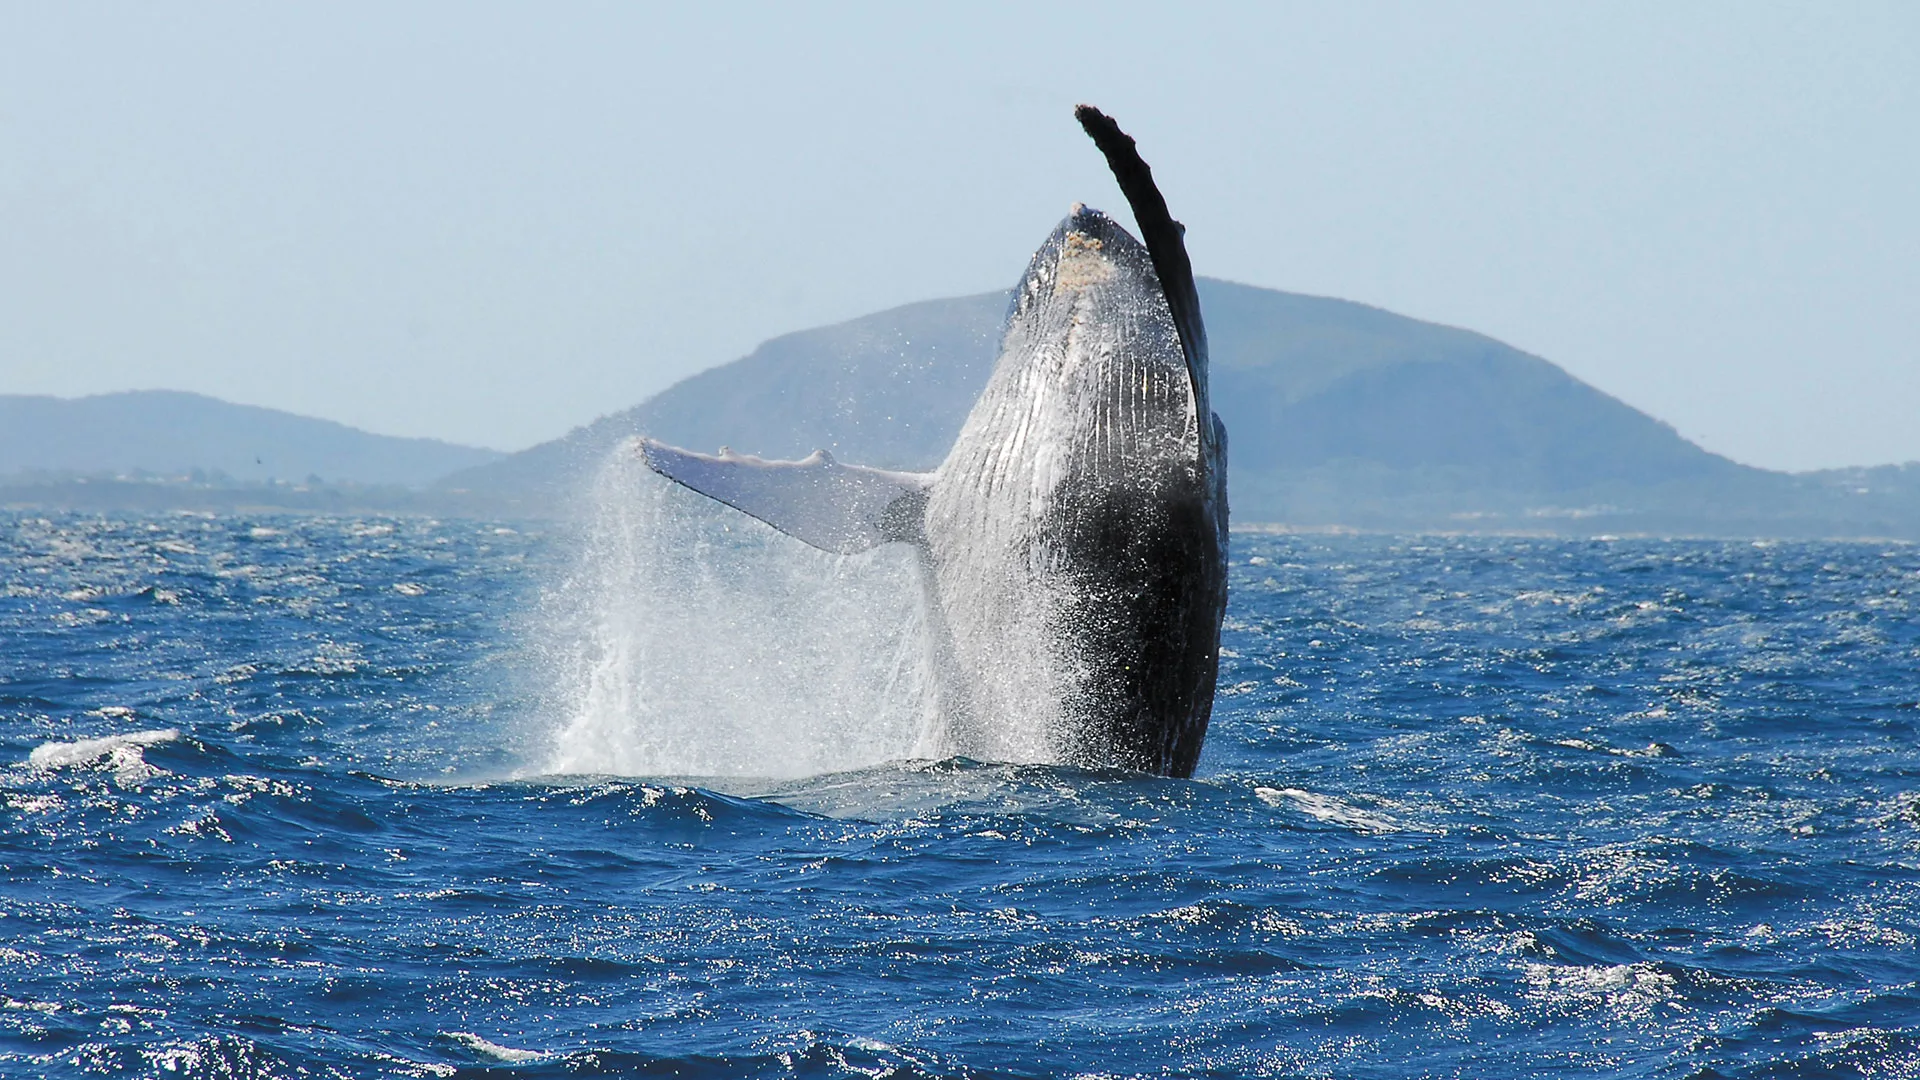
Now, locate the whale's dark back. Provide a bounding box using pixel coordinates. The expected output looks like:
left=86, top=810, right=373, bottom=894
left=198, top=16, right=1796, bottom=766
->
left=1046, top=477, right=1225, bottom=776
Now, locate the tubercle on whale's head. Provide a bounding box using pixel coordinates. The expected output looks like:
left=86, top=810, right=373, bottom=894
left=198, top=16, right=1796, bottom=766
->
left=1007, top=204, right=1169, bottom=325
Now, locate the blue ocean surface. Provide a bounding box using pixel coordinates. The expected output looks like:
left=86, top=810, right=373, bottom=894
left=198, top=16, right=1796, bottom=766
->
left=2, top=509, right=1917, bottom=1078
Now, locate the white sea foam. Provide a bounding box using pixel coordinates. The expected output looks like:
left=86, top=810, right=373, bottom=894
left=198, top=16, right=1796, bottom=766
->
left=29, top=728, right=179, bottom=787
left=536, top=447, right=938, bottom=779
left=29, top=728, right=179, bottom=770
left=1256, top=786, right=1426, bottom=834
left=443, top=1032, right=548, bottom=1063
left=1522, top=961, right=1675, bottom=1019
left=1551, top=737, right=1674, bottom=758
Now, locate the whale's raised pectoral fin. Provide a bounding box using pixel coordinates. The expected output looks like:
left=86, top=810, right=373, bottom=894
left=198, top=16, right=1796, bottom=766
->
left=637, top=438, right=932, bottom=554
left=1074, top=106, right=1206, bottom=379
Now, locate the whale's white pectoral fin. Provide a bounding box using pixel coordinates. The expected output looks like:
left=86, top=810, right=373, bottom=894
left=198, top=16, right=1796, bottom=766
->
left=637, top=438, right=933, bottom=554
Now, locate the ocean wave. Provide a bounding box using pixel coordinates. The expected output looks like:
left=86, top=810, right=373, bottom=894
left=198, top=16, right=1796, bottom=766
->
left=440, top=1030, right=552, bottom=1064
left=6, top=517, right=1919, bottom=1077
left=1254, top=785, right=1436, bottom=834
left=26, top=728, right=180, bottom=786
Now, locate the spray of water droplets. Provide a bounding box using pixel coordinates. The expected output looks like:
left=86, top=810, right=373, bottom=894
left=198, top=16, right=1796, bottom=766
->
left=535, top=444, right=940, bottom=778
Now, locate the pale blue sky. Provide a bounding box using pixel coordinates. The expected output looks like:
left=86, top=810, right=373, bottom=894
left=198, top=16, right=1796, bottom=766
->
left=2, top=3, right=1914, bottom=470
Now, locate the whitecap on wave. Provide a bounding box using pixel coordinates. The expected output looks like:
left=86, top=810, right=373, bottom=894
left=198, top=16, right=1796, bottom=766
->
left=441, top=1031, right=551, bottom=1064
left=26, top=728, right=179, bottom=787
left=1522, top=961, right=1676, bottom=1020
left=1255, top=786, right=1440, bottom=834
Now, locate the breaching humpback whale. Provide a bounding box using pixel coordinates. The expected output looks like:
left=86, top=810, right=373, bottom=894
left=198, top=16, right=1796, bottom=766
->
left=639, top=106, right=1228, bottom=777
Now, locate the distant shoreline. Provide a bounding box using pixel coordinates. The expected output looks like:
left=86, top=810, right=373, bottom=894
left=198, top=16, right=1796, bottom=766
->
left=6, top=475, right=1917, bottom=543
left=0, top=474, right=520, bottom=520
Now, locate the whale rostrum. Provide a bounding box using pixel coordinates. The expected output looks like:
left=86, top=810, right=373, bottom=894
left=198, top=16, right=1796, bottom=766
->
left=640, top=106, right=1228, bottom=777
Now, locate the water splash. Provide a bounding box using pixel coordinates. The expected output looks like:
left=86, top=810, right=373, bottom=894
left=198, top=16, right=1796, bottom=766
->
left=28, top=728, right=179, bottom=787
left=538, top=444, right=939, bottom=778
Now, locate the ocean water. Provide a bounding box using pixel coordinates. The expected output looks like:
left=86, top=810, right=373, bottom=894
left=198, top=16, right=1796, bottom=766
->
left=2, top=505, right=1918, bottom=1079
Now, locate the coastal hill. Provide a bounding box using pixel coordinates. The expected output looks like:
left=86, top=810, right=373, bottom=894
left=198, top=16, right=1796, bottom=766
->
left=440, top=279, right=1920, bottom=538
left=0, top=390, right=502, bottom=488
left=7, top=291, right=1914, bottom=537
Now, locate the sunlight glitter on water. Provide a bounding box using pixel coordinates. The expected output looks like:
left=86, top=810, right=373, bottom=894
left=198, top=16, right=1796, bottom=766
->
left=1, top=513, right=1917, bottom=1078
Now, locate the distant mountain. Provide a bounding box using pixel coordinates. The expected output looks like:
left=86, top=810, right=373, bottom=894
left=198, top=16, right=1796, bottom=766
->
left=15, top=300, right=1902, bottom=536
left=440, top=278, right=1920, bottom=537
left=443, top=278, right=1750, bottom=508
left=0, top=391, right=502, bottom=488
left=438, top=290, right=1008, bottom=506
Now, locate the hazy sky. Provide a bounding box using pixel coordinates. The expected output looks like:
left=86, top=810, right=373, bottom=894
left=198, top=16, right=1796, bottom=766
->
left=3, top=4, right=1915, bottom=470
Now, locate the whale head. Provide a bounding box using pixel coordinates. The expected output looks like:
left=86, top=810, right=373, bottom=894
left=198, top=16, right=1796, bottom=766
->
left=985, top=204, right=1205, bottom=491
left=1011, top=204, right=1174, bottom=319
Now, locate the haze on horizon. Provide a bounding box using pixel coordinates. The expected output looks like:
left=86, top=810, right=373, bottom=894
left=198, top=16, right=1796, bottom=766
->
left=2, top=3, right=1915, bottom=472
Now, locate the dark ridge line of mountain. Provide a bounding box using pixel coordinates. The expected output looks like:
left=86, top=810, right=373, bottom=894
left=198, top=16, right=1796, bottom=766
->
left=0, top=390, right=503, bottom=489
